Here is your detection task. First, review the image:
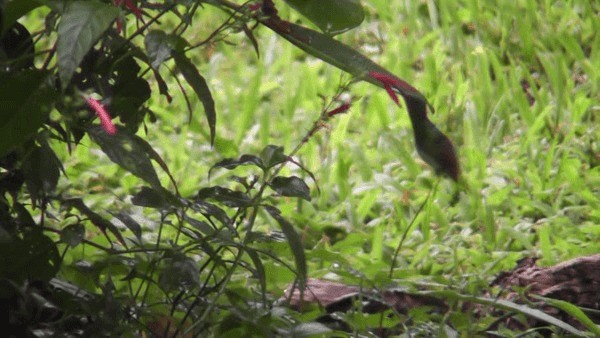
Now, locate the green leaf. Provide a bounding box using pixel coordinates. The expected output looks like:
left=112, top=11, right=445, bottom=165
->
left=534, top=295, right=600, bottom=336
left=60, top=224, right=86, bottom=248
left=209, top=154, right=264, bottom=179
left=57, top=0, right=119, bottom=88
left=182, top=214, right=215, bottom=236
left=264, top=205, right=306, bottom=288
left=21, top=141, right=62, bottom=200
left=131, top=187, right=173, bottom=209
left=422, top=290, right=588, bottom=336
left=2, top=0, right=42, bottom=34
left=144, top=30, right=171, bottom=69
left=245, top=248, right=266, bottom=296
left=269, top=176, right=311, bottom=201
left=88, top=126, right=162, bottom=189
left=261, top=19, right=427, bottom=103
left=189, top=199, right=232, bottom=229
left=0, top=70, right=54, bottom=157
left=197, top=186, right=253, bottom=208
left=64, top=198, right=127, bottom=247
left=283, top=0, right=364, bottom=35
left=260, top=145, right=288, bottom=170
left=158, top=253, right=199, bottom=292
left=172, top=50, right=217, bottom=146
left=110, top=212, right=142, bottom=240
left=0, top=229, right=60, bottom=283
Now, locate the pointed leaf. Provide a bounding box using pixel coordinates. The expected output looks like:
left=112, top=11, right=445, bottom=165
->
left=131, top=187, right=169, bottom=209
left=261, top=18, right=428, bottom=104
left=182, top=214, right=215, bottom=236
left=209, top=154, right=264, bottom=179
left=57, top=1, right=119, bottom=87
left=144, top=30, right=171, bottom=69
left=0, top=230, right=60, bottom=283
left=534, top=295, right=600, bottom=336
left=422, top=290, right=587, bottom=336
left=2, top=0, right=43, bottom=34
left=283, top=0, right=364, bottom=35
left=0, top=70, right=55, bottom=157
left=110, top=212, right=142, bottom=240
left=88, top=126, right=162, bottom=189
left=60, top=224, right=86, bottom=248
left=172, top=50, right=216, bottom=146
left=246, top=248, right=266, bottom=295
left=269, top=176, right=311, bottom=201
left=197, top=186, right=253, bottom=208
left=189, top=199, right=232, bottom=229
left=242, top=23, right=260, bottom=58
left=264, top=205, right=306, bottom=288
left=260, top=145, right=288, bottom=170
left=64, top=198, right=127, bottom=247
left=22, top=141, right=62, bottom=200
left=158, top=253, right=199, bottom=292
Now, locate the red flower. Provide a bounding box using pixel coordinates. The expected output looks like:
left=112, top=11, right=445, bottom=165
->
left=85, top=97, right=117, bottom=135
left=326, top=103, right=351, bottom=117
left=114, top=0, right=142, bottom=33
left=368, top=71, right=401, bottom=106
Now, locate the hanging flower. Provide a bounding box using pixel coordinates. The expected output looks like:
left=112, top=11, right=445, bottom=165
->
left=85, top=97, right=117, bottom=135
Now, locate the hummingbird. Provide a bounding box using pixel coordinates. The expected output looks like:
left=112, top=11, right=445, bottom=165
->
left=368, top=71, right=460, bottom=181
left=403, top=95, right=460, bottom=181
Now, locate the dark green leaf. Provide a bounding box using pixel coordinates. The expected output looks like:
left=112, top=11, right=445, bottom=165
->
left=13, top=202, right=36, bottom=227
left=57, top=0, right=119, bottom=87
left=283, top=0, right=364, bottom=35
left=261, top=19, right=428, bottom=104
left=110, top=212, right=142, bottom=240
left=246, top=248, right=266, bottom=296
left=64, top=198, right=127, bottom=247
left=1, top=22, right=35, bottom=69
left=88, top=126, right=162, bottom=189
left=144, top=30, right=171, bottom=69
left=21, top=141, right=62, bottom=200
left=111, top=57, right=151, bottom=131
left=0, top=230, right=60, bottom=283
left=264, top=205, right=306, bottom=288
left=61, top=224, right=86, bottom=248
left=182, top=214, right=215, bottom=236
left=269, top=176, right=311, bottom=201
left=158, top=253, right=199, bottom=292
left=132, top=134, right=178, bottom=190
left=0, top=70, right=54, bottom=157
left=260, top=145, right=288, bottom=170
left=2, top=0, right=43, bottom=34
left=131, top=187, right=169, bottom=209
left=172, top=50, right=217, bottom=146
left=197, top=186, right=253, bottom=208
left=209, top=154, right=264, bottom=179
left=189, top=199, right=232, bottom=229
left=241, top=23, right=260, bottom=58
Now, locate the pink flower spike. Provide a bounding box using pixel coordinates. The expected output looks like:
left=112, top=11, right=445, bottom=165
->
left=369, top=71, right=401, bottom=88
left=383, top=84, right=400, bottom=106
left=248, top=3, right=261, bottom=11
left=86, top=97, right=117, bottom=135
left=326, top=103, right=351, bottom=117
left=124, top=0, right=142, bottom=19
left=369, top=71, right=400, bottom=106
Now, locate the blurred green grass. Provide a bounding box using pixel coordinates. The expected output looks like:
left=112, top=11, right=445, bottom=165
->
left=54, top=0, right=598, bottom=297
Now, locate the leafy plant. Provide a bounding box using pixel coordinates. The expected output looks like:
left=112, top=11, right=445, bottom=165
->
left=1, top=0, right=598, bottom=336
